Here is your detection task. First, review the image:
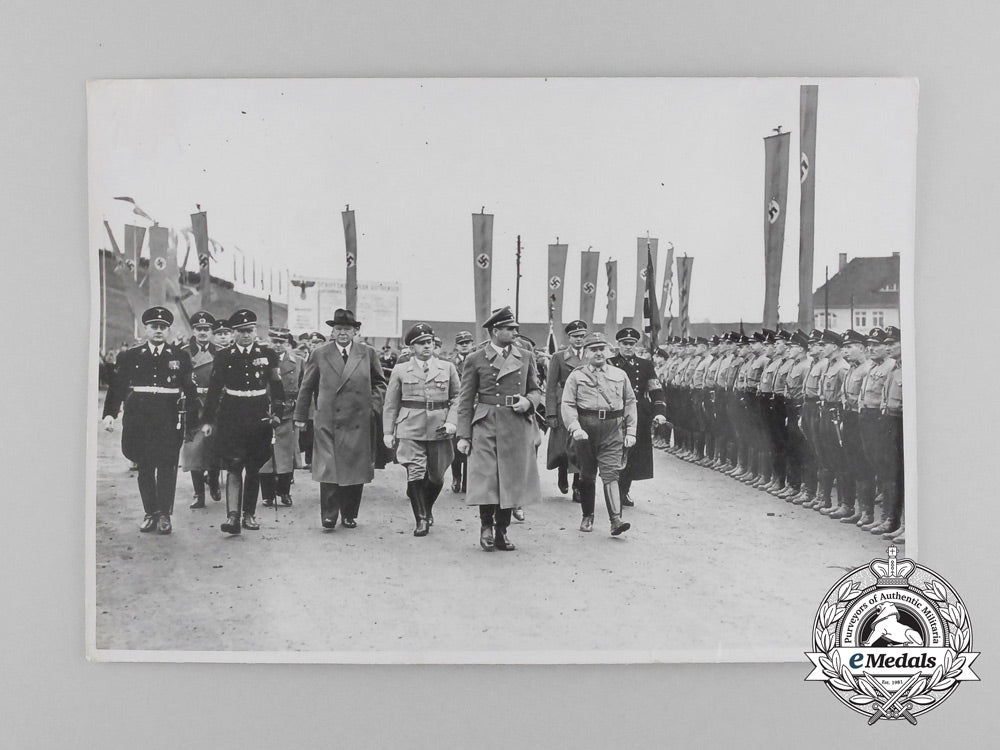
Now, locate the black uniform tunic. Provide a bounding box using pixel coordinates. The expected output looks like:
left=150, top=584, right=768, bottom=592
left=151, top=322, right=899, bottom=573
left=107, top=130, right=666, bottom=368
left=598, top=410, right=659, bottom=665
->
left=608, top=354, right=666, bottom=481
left=103, top=343, right=199, bottom=465
left=202, top=343, right=285, bottom=468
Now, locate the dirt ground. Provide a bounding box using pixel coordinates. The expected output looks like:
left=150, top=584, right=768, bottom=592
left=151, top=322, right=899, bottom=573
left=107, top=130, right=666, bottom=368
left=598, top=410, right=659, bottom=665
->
left=94, top=396, right=892, bottom=658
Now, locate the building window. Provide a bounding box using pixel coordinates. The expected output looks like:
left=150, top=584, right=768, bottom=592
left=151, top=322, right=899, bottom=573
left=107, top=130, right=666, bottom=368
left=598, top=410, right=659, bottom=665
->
left=872, top=311, right=884, bottom=327
left=815, top=311, right=837, bottom=329
left=854, top=311, right=867, bottom=328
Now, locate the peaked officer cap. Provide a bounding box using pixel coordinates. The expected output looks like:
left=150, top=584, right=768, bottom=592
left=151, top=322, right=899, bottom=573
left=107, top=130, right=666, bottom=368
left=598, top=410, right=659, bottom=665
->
left=565, top=319, right=589, bottom=335
left=883, top=326, right=901, bottom=343
left=841, top=329, right=868, bottom=346
left=581, top=332, right=610, bottom=349
left=821, top=329, right=843, bottom=346
left=228, top=309, right=257, bottom=330
left=455, top=330, right=474, bottom=344
left=405, top=323, right=435, bottom=346
left=789, top=330, right=810, bottom=349
left=190, top=310, right=217, bottom=328
left=482, top=306, right=518, bottom=329
left=616, top=327, right=641, bottom=342
left=141, top=306, right=173, bottom=326
left=866, top=327, right=886, bottom=344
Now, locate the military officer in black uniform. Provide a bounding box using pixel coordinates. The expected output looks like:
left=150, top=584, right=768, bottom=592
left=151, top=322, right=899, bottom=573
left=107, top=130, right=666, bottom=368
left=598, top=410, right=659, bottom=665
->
left=181, top=310, right=222, bottom=508
left=102, top=306, right=199, bottom=534
left=201, top=309, right=285, bottom=535
left=608, top=327, right=667, bottom=506
left=449, top=330, right=475, bottom=493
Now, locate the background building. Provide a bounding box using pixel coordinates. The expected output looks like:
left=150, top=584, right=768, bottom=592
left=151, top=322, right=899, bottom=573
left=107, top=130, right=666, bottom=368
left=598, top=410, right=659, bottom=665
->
left=812, top=252, right=900, bottom=332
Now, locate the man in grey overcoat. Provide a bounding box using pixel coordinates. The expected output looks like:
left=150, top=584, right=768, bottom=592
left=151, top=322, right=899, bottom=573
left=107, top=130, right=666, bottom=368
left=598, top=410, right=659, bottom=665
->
left=294, top=309, right=387, bottom=529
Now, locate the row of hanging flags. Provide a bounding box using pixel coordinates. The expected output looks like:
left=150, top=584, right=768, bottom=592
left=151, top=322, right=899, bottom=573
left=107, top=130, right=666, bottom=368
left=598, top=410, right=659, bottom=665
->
left=103, top=83, right=819, bottom=345
left=104, top=199, right=291, bottom=334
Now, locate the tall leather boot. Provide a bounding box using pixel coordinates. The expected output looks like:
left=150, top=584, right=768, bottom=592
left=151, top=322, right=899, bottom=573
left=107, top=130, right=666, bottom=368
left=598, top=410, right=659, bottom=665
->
left=557, top=464, right=569, bottom=494
left=478, top=505, right=495, bottom=551
left=829, top=477, right=856, bottom=519
left=408, top=479, right=429, bottom=537
left=840, top=479, right=865, bottom=524
left=604, top=481, right=631, bottom=536
left=854, top=480, right=875, bottom=528
left=207, top=469, right=222, bottom=501
left=424, top=480, right=443, bottom=527
left=221, top=470, right=243, bottom=535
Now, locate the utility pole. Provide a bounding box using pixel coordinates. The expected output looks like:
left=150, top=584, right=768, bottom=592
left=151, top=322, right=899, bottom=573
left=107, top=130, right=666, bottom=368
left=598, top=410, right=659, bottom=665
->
left=824, top=265, right=830, bottom=328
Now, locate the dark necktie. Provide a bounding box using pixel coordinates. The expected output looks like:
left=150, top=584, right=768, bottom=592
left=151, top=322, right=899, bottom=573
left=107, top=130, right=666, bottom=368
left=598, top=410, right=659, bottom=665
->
left=342, top=347, right=349, bottom=363
left=502, top=346, right=511, bottom=359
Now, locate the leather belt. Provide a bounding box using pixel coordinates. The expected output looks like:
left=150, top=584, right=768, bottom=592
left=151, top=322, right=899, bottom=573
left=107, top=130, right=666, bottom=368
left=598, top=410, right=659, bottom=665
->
left=132, top=386, right=179, bottom=394
left=400, top=399, right=449, bottom=410
left=804, top=395, right=821, bottom=402
left=886, top=407, right=903, bottom=417
left=479, top=394, right=521, bottom=406
left=225, top=388, right=267, bottom=397
left=578, top=407, right=624, bottom=419
left=196, top=387, right=209, bottom=394
left=861, top=406, right=882, bottom=414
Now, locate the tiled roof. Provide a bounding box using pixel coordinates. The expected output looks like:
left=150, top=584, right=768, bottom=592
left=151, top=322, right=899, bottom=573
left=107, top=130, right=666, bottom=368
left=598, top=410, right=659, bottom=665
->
left=813, top=256, right=900, bottom=308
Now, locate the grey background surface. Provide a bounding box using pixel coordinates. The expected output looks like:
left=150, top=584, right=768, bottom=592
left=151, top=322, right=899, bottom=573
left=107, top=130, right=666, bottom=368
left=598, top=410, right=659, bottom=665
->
left=1, top=0, right=997, bottom=746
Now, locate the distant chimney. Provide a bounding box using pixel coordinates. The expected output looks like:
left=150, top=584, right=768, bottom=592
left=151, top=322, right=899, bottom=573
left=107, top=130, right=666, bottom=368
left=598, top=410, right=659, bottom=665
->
left=838, top=253, right=847, bottom=271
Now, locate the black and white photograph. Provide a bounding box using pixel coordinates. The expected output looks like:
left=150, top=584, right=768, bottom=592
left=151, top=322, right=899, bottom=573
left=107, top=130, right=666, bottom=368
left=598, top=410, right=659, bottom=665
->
left=88, top=77, right=917, bottom=661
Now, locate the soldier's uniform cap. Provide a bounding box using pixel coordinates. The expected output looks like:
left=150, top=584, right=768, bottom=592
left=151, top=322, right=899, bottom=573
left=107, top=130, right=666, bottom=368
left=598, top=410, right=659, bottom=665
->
left=808, top=328, right=824, bottom=343
left=268, top=326, right=292, bottom=344
left=482, top=306, right=518, bottom=329
left=581, top=332, right=610, bottom=349
left=866, top=327, right=886, bottom=344
left=228, top=309, right=257, bottom=330
left=326, top=308, right=361, bottom=328
left=404, top=322, right=435, bottom=346
left=762, top=328, right=776, bottom=343
left=777, top=329, right=792, bottom=341
left=455, top=330, right=474, bottom=344
left=516, top=333, right=536, bottom=348
left=789, top=331, right=810, bottom=349
left=142, top=306, right=173, bottom=326
left=883, top=326, right=901, bottom=343
left=310, top=331, right=327, bottom=342
left=737, top=334, right=751, bottom=345
left=214, top=320, right=232, bottom=333
left=840, top=329, right=867, bottom=346
left=752, top=331, right=766, bottom=343
left=190, top=310, right=217, bottom=328
left=565, top=319, right=589, bottom=335
left=710, top=335, right=721, bottom=345
left=656, top=346, right=670, bottom=357
left=695, top=336, right=709, bottom=346
left=297, top=332, right=311, bottom=341
left=821, top=329, right=844, bottom=346
left=616, top=327, right=641, bottom=342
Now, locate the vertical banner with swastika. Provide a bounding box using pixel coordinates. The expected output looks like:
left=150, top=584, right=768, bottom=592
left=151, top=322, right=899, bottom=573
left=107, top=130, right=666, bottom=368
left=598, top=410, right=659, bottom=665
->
left=342, top=207, right=358, bottom=312
left=547, top=242, right=568, bottom=348
left=471, top=212, right=493, bottom=332
left=660, top=242, right=675, bottom=336
left=763, top=131, right=790, bottom=330
left=123, top=224, right=145, bottom=282
left=633, top=238, right=657, bottom=333
left=579, top=249, right=600, bottom=326
left=148, top=225, right=169, bottom=307
left=105, top=220, right=147, bottom=330
left=676, top=255, right=694, bottom=338
left=191, top=210, right=211, bottom=300
left=798, top=85, right=819, bottom=331
left=605, top=259, right=617, bottom=334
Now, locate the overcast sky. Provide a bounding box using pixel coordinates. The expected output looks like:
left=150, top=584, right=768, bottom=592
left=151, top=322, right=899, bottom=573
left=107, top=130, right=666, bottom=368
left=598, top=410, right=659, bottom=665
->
left=88, top=77, right=916, bottom=324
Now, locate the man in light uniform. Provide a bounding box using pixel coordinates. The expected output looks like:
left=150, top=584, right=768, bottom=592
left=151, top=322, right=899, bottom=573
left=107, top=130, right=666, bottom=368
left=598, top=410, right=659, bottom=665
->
left=448, top=330, right=475, bottom=493
left=546, top=320, right=589, bottom=500
left=561, top=332, right=638, bottom=535
left=259, top=327, right=303, bottom=508
left=181, top=310, right=221, bottom=508
left=880, top=326, right=904, bottom=543
left=383, top=323, right=461, bottom=536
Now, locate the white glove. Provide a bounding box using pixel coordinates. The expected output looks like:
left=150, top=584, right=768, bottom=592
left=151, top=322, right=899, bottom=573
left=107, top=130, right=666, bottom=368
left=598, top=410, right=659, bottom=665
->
left=102, top=415, right=115, bottom=432
left=653, top=415, right=667, bottom=426
left=624, top=435, right=637, bottom=448
left=442, top=422, right=457, bottom=436
left=383, top=435, right=395, bottom=449
left=201, top=423, right=214, bottom=437
left=571, top=428, right=589, bottom=441
left=457, top=438, right=471, bottom=455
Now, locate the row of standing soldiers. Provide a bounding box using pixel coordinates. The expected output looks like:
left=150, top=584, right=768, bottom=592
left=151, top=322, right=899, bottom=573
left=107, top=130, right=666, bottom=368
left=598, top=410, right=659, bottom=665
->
left=654, top=325, right=905, bottom=544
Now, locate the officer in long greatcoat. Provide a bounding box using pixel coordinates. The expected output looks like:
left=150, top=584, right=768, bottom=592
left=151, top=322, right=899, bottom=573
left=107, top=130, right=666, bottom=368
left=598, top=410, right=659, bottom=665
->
left=102, top=306, right=199, bottom=535
left=293, top=308, right=387, bottom=530
left=383, top=323, right=461, bottom=536
left=201, top=309, right=285, bottom=535
left=180, top=310, right=221, bottom=508
left=456, top=306, right=542, bottom=552
left=545, top=320, right=588, bottom=499
left=608, top=327, right=667, bottom=506
left=259, top=327, right=303, bottom=508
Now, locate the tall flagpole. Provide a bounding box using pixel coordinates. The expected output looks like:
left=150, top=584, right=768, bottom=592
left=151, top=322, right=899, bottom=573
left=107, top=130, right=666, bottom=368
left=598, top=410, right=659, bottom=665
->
left=515, top=235, right=522, bottom=320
